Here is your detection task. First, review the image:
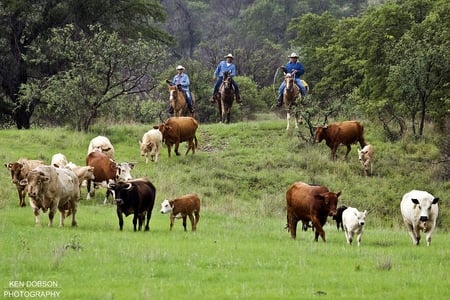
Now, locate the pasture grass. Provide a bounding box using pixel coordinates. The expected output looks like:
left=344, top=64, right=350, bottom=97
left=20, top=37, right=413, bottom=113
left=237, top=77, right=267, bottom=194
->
left=0, top=118, right=449, bottom=299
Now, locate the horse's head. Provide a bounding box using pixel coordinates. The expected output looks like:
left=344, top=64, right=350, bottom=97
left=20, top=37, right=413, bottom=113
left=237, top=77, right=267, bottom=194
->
left=222, top=71, right=232, bottom=90
left=284, top=73, right=295, bottom=92
left=168, top=84, right=178, bottom=102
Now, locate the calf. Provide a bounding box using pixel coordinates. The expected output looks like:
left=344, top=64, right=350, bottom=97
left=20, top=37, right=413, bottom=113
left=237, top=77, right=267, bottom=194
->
left=154, top=117, right=198, bottom=157
left=109, top=178, right=156, bottom=231
left=65, top=164, right=95, bottom=188
left=20, top=166, right=80, bottom=227
left=51, top=153, right=68, bottom=168
left=85, top=152, right=134, bottom=203
left=286, top=182, right=341, bottom=241
left=400, top=190, right=439, bottom=246
left=160, top=194, right=201, bottom=231
left=4, top=158, right=44, bottom=207
left=342, top=207, right=367, bottom=246
left=87, top=135, right=115, bottom=159
left=139, top=128, right=163, bottom=163
left=333, top=205, right=348, bottom=231
left=357, top=144, right=374, bottom=176
left=315, top=120, right=366, bottom=161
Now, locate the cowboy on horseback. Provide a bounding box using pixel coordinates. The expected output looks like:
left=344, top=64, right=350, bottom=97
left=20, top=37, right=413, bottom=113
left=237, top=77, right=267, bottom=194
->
left=211, top=53, right=242, bottom=104
left=170, top=65, right=194, bottom=113
left=275, top=52, right=307, bottom=108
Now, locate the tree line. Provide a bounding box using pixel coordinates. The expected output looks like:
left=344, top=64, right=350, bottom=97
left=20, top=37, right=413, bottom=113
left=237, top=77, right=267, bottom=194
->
left=0, top=0, right=448, bottom=138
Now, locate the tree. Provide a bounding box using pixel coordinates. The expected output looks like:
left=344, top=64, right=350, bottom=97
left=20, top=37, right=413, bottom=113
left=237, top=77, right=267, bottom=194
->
left=20, top=24, right=167, bottom=131
left=0, top=0, right=170, bottom=129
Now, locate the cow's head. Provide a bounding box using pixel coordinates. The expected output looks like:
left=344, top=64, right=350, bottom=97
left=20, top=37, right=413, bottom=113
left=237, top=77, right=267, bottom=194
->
left=314, top=126, right=327, bottom=143
left=115, top=162, right=134, bottom=182
left=356, top=210, right=367, bottom=226
left=160, top=199, right=173, bottom=214
left=9, top=162, right=25, bottom=184
left=109, top=182, right=134, bottom=205
left=22, top=170, right=50, bottom=198
left=317, top=191, right=341, bottom=217
left=411, top=197, right=439, bottom=222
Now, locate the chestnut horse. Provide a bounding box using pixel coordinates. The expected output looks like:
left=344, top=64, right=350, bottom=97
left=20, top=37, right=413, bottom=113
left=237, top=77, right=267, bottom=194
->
left=167, top=82, right=195, bottom=117
left=283, top=74, right=308, bottom=130
left=216, top=71, right=235, bottom=123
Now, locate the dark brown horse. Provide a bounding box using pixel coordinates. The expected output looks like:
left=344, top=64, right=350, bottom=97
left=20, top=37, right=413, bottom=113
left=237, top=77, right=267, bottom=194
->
left=167, top=81, right=195, bottom=118
left=283, top=74, right=308, bottom=130
left=216, top=71, right=235, bottom=124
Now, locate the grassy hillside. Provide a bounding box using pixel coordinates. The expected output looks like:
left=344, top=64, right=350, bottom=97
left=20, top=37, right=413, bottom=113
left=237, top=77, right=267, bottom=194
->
left=0, top=117, right=448, bottom=299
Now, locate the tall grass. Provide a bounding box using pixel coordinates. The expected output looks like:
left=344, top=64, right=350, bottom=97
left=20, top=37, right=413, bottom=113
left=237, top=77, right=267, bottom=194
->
left=0, top=118, right=448, bottom=299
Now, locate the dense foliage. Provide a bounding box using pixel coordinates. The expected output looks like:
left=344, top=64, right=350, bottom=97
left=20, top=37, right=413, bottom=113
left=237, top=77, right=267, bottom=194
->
left=0, top=0, right=448, bottom=137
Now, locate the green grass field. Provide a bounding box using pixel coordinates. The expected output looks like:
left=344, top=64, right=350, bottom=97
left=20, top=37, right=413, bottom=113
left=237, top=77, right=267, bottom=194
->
left=0, top=117, right=448, bottom=299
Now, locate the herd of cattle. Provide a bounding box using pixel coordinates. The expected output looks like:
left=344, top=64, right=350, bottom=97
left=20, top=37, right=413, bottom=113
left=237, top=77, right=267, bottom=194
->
left=4, top=118, right=440, bottom=246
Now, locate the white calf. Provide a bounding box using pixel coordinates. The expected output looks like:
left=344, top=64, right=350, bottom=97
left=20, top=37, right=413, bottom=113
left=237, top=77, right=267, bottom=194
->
left=400, top=190, right=439, bottom=246
left=87, top=136, right=115, bottom=159
left=357, top=144, right=374, bottom=176
left=51, top=153, right=68, bottom=168
left=139, top=129, right=163, bottom=163
left=342, top=207, right=367, bottom=246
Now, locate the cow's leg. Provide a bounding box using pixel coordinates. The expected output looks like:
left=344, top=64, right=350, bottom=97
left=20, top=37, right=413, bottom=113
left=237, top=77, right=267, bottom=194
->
left=18, top=186, right=26, bottom=207
left=182, top=216, right=187, bottom=231
left=425, top=230, right=433, bottom=246
left=144, top=208, right=151, bottom=231
left=311, top=218, right=326, bottom=242
left=188, top=213, right=196, bottom=231
left=33, top=207, right=41, bottom=226
left=58, top=208, right=65, bottom=227
left=174, top=141, right=181, bottom=156
left=404, top=222, right=419, bottom=245
left=117, top=210, right=124, bottom=231
left=357, top=232, right=362, bottom=247
left=86, top=180, right=92, bottom=200
left=132, top=214, right=138, bottom=231
left=344, top=145, right=351, bottom=159
left=169, top=215, right=175, bottom=231
left=167, top=143, right=172, bottom=158
left=194, top=211, right=200, bottom=228
left=71, top=203, right=77, bottom=227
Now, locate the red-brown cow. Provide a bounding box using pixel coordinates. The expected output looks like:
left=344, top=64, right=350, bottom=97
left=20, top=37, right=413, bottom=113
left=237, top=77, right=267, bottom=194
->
left=286, top=182, right=341, bottom=242
left=160, top=194, right=201, bottom=231
left=154, top=117, right=198, bottom=157
left=4, top=159, right=44, bottom=207
left=85, top=152, right=134, bottom=203
left=314, top=121, right=366, bottom=161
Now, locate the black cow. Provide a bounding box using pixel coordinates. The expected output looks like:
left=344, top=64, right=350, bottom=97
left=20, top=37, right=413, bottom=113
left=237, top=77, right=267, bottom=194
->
left=109, top=178, right=156, bottom=231
left=333, top=205, right=348, bottom=231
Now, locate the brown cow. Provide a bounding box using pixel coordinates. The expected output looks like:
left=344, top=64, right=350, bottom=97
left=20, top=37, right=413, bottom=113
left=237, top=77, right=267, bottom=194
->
left=20, top=166, right=80, bottom=227
left=154, top=117, right=198, bottom=157
left=4, top=159, right=44, bottom=206
left=85, top=152, right=134, bottom=203
left=314, top=121, right=366, bottom=161
left=286, top=182, right=341, bottom=241
left=160, top=194, right=201, bottom=231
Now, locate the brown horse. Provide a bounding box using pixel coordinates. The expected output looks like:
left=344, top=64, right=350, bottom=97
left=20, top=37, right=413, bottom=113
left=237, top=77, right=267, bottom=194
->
left=167, top=82, right=195, bottom=118
left=283, top=74, right=308, bottom=130
left=216, top=71, right=235, bottom=123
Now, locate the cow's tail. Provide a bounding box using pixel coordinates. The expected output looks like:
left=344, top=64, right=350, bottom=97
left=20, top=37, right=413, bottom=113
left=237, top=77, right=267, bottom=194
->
left=194, top=135, right=198, bottom=149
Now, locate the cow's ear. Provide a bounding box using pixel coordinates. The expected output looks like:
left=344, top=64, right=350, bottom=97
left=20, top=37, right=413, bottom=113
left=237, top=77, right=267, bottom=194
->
left=336, top=191, right=341, bottom=198
left=42, top=176, right=50, bottom=183
left=129, top=163, right=135, bottom=169
left=432, top=198, right=439, bottom=204
left=153, top=125, right=159, bottom=129
left=411, top=198, right=419, bottom=205
left=19, top=179, right=28, bottom=186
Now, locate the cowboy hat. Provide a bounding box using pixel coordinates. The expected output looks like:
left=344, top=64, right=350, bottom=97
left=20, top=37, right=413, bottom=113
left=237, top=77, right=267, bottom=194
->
left=288, top=52, right=299, bottom=58
left=224, top=53, right=234, bottom=59
left=176, top=65, right=185, bottom=70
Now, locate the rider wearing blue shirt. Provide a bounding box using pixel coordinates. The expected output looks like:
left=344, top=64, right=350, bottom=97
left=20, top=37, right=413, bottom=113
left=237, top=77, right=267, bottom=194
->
left=211, top=53, right=241, bottom=103
left=276, top=52, right=307, bottom=107
left=172, top=65, right=194, bottom=113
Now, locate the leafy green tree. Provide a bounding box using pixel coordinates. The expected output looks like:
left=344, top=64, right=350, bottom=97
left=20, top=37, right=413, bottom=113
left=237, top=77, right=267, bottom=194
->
left=20, top=24, right=166, bottom=131
left=0, top=0, right=169, bottom=129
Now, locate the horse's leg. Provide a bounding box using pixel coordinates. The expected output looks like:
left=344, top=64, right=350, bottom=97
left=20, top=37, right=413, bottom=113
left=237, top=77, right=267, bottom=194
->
left=286, top=110, right=290, bottom=130
left=294, top=110, right=299, bottom=129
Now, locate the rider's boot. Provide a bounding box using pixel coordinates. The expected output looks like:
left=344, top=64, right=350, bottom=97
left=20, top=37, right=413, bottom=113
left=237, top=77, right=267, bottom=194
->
left=236, top=93, right=242, bottom=104
left=188, top=103, right=195, bottom=113
left=168, top=106, right=174, bottom=115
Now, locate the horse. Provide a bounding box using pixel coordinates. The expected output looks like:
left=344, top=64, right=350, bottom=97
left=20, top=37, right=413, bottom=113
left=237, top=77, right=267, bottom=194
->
left=283, top=73, right=308, bottom=130
left=215, top=71, right=235, bottom=123
left=167, top=81, right=195, bottom=118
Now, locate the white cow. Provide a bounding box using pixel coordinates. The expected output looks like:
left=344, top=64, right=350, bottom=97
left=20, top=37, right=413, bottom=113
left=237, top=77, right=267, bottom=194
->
left=65, top=163, right=95, bottom=187
left=342, top=207, right=367, bottom=246
left=357, top=144, right=374, bottom=176
left=139, top=129, right=163, bottom=163
left=87, top=136, right=115, bottom=159
left=51, top=153, right=68, bottom=168
left=400, top=190, right=439, bottom=246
